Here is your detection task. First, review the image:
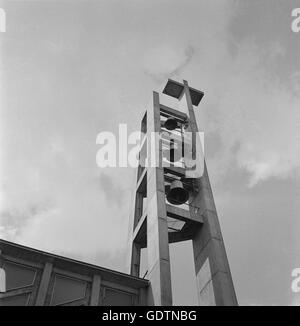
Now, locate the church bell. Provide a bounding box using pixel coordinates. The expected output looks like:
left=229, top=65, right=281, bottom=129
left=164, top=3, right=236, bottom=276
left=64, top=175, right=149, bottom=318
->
left=164, top=118, right=178, bottom=130
left=166, top=180, right=189, bottom=205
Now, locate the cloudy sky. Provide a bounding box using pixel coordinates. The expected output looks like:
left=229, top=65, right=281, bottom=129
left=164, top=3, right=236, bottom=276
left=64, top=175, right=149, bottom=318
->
left=0, top=0, right=300, bottom=305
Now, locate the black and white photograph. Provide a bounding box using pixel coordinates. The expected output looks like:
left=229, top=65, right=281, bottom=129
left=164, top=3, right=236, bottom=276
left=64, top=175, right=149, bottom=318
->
left=0, top=0, right=300, bottom=311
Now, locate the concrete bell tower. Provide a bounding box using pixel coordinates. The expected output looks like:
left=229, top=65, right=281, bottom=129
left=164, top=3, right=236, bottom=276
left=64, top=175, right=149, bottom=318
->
left=129, top=79, right=238, bottom=306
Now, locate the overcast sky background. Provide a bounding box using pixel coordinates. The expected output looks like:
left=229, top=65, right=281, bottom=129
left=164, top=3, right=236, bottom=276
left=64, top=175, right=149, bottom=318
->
left=0, top=0, right=300, bottom=305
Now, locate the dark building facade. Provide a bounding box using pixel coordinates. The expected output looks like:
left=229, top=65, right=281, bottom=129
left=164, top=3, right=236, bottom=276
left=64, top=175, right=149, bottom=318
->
left=0, top=239, right=148, bottom=306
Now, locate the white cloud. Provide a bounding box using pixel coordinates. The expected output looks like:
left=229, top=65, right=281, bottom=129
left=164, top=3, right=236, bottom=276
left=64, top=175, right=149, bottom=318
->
left=200, top=40, right=300, bottom=186
left=0, top=132, right=133, bottom=264
left=143, top=44, right=194, bottom=78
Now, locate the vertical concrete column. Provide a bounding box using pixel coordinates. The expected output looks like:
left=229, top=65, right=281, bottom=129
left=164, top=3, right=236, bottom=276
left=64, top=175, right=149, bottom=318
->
left=183, top=80, right=198, bottom=160
left=192, top=166, right=237, bottom=305
left=182, top=80, right=237, bottom=306
left=0, top=249, right=6, bottom=293
left=128, top=173, right=143, bottom=276
left=35, top=262, right=53, bottom=306
left=146, top=91, right=172, bottom=306
left=90, top=274, right=101, bottom=306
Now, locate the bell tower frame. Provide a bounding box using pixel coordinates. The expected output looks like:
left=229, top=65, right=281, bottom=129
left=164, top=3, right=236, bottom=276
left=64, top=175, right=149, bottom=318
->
left=129, top=79, right=238, bottom=306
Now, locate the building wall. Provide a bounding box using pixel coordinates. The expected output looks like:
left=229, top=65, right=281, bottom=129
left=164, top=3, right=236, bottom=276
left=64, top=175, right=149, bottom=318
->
left=0, top=239, right=148, bottom=306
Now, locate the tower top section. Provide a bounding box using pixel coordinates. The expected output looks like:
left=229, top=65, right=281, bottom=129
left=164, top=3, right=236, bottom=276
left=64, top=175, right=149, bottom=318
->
left=162, top=79, right=204, bottom=107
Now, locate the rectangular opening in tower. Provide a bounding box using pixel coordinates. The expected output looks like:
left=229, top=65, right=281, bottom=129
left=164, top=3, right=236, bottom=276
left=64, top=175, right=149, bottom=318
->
left=169, top=240, right=198, bottom=305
